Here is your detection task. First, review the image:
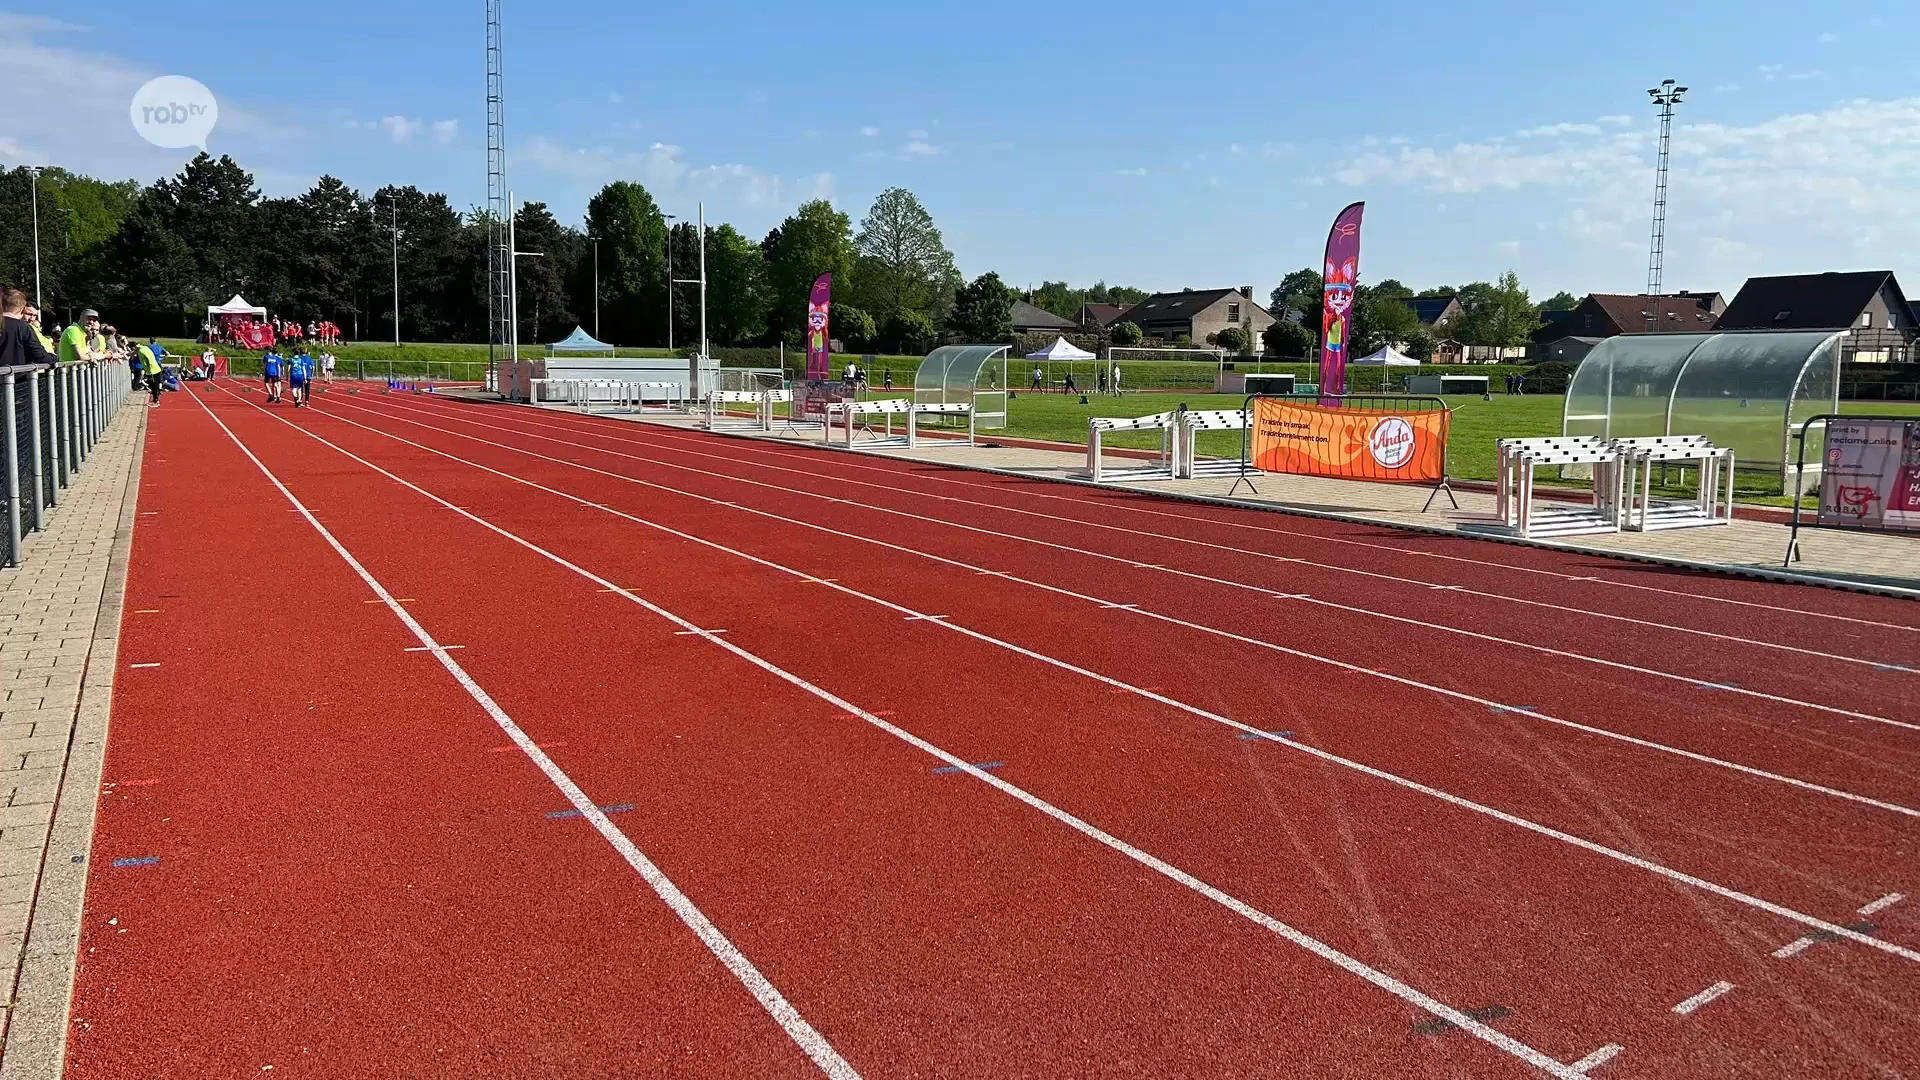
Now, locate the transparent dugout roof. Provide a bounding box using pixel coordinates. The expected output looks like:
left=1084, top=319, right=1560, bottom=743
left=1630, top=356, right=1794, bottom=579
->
left=916, top=345, right=1010, bottom=429
left=1563, top=331, right=1842, bottom=480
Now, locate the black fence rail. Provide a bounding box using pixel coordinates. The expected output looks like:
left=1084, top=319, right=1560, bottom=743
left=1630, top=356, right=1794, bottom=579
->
left=0, top=362, right=132, bottom=568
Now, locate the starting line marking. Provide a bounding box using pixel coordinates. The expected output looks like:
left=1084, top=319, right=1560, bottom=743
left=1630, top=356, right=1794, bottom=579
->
left=1238, top=730, right=1297, bottom=741
left=128, top=662, right=160, bottom=669
left=1570, top=1044, right=1624, bottom=1074
left=932, top=761, right=1004, bottom=775
left=545, top=803, right=635, bottom=820
left=111, top=856, right=160, bottom=869
left=1671, top=980, right=1735, bottom=1016
left=1774, top=893, right=1904, bottom=958
left=1860, top=892, right=1906, bottom=916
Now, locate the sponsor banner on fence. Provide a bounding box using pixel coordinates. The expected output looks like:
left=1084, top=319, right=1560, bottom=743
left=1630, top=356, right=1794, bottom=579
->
left=1250, top=398, right=1447, bottom=483
left=1818, top=419, right=1920, bottom=530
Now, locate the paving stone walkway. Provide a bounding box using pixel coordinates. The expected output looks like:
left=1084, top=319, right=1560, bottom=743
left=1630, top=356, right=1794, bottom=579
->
left=0, top=403, right=143, bottom=1074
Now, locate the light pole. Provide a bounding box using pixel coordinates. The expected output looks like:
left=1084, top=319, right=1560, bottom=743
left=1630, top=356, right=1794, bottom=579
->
left=590, top=237, right=600, bottom=339
left=382, top=192, right=402, bottom=347
left=670, top=204, right=709, bottom=395
left=1645, top=79, right=1686, bottom=332
left=26, top=166, right=44, bottom=310
left=663, top=213, right=678, bottom=352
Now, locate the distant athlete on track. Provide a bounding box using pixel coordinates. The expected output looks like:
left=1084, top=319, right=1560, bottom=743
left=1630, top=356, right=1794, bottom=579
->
left=263, top=350, right=284, bottom=403
left=289, top=351, right=313, bottom=408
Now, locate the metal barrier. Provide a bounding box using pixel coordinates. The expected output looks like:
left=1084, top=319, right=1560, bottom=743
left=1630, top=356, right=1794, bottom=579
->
left=1785, top=414, right=1920, bottom=565
left=2, top=362, right=132, bottom=568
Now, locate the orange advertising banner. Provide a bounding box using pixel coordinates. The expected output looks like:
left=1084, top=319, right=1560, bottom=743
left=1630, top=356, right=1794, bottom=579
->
left=1250, top=399, right=1449, bottom=483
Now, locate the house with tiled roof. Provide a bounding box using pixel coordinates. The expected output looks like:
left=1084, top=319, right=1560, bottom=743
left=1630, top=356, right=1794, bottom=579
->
left=1113, top=287, right=1275, bottom=347
left=1404, top=295, right=1464, bottom=362
left=1009, top=299, right=1078, bottom=335
left=1715, top=271, right=1917, bottom=362
left=1076, top=303, right=1133, bottom=330
left=1527, top=290, right=1723, bottom=359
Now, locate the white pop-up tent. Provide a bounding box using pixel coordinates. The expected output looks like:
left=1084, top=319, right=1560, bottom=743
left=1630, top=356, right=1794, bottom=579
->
left=207, top=294, right=267, bottom=319
left=1352, top=344, right=1421, bottom=366
left=1025, top=337, right=1097, bottom=362
left=547, top=326, right=617, bottom=356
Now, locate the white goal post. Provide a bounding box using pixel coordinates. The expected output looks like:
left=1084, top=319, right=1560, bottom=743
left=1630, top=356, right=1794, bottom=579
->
left=1104, top=347, right=1228, bottom=365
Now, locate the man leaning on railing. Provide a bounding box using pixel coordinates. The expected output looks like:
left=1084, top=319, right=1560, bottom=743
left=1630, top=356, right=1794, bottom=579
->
left=0, top=287, right=57, bottom=367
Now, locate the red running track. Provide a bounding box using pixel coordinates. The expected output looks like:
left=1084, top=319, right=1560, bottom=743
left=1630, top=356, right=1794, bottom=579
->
left=61, top=382, right=1919, bottom=1078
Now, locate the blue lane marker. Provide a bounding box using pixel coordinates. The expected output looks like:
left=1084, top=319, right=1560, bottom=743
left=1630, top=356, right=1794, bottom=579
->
left=1872, top=663, right=1915, bottom=673
left=1694, top=681, right=1742, bottom=691
left=111, top=856, right=159, bottom=868
left=1488, top=705, right=1536, bottom=715
left=1238, top=730, right=1297, bottom=741
left=932, top=761, right=1004, bottom=775
left=545, top=803, right=636, bottom=820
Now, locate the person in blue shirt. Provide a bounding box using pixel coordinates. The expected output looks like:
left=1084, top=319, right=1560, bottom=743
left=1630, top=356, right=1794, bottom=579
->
left=262, top=350, right=284, bottom=403
left=289, top=351, right=313, bottom=407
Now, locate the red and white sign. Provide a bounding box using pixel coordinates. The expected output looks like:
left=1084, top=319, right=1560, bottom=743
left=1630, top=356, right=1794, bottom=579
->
left=1368, top=416, right=1417, bottom=470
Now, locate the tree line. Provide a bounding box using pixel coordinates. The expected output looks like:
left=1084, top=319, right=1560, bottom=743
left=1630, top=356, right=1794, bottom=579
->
left=1261, top=268, right=1577, bottom=360
left=0, top=158, right=1160, bottom=354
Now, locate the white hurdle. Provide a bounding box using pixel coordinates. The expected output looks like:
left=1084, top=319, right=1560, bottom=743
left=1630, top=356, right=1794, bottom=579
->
left=1087, top=413, right=1177, bottom=483
left=906, top=402, right=975, bottom=448
left=825, top=398, right=912, bottom=447
left=1611, top=436, right=1735, bottom=532
left=1175, top=409, right=1250, bottom=480
left=702, top=390, right=768, bottom=431
left=1494, top=436, right=1623, bottom=538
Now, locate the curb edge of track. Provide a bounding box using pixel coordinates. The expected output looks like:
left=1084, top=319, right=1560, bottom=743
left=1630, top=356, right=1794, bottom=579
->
left=0, top=404, right=147, bottom=1080
left=450, top=394, right=1920, bottom=603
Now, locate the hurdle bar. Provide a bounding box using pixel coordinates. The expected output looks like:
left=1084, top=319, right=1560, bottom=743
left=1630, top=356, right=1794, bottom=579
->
left=1494, top=436, right=1623, bottom=539
left=1612, top=435, right=1735, bottom=532
left=1087, top=412, right=1177, bottom=483
left=702, top=390, right=768, bottom=431
left=824, top=398, right=912, bottom=447
left=905, top=403, right=975, bottom=448
left=1175, top=409, right=1254, bottom=480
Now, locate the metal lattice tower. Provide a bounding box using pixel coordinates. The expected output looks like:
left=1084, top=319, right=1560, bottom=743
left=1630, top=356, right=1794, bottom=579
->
left=1644, top=79, right=1686, bottom=332
left=486, top=0, right=511, bottom=365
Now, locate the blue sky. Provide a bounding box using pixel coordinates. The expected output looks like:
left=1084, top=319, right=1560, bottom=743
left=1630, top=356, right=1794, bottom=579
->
left=6, top=0, right=1920, bottom=302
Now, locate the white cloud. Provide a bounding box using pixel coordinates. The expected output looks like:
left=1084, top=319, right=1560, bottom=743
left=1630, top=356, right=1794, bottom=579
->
left=379, top=115, right=425, bottom=143
left=1495, top=240, right=1521, bottom=258
left=1519, top=122, right=1602, bottom=138
left=906, top=128, right=929, bottom=140
left=1817, top=31, right=1839, bottom=44
left=431, top=119, right=458, bottom=144
left=1597, top=115, right=1633, bottom=127
left=608, top=91, right=624, bottom=105
left=860, top=126, right=879, bottom=137
left=1114, top=167, right=1148, bottom=177
left=516, top=136, right=833, bottom=211
left=903, top=140, right=941, bottom=157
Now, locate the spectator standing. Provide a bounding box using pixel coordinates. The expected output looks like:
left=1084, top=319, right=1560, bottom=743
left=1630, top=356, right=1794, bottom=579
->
left=1111, top=364, right=1123, bottom=397
left=1030, top=365, right=1043, bottom=392
left=320, top=350, right=336, bottom=386
left=59, top=308, right=104, bottom=365
left=0, top=287, right=57, bottom=367
left=136, top=339, right=164, bottom=405
left=1096, top=366, right=1108, bottom=394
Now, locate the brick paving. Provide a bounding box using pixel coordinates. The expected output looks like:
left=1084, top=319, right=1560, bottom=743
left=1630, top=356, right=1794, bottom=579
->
left=0, top=403, right=143, bottom=1074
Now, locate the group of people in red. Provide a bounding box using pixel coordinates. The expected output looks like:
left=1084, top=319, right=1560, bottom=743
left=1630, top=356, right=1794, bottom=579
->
left=204, top=314, right=342, bottom=350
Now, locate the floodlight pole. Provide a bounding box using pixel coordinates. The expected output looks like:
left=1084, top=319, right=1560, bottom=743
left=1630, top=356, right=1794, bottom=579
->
left=664, top=213, right=678, bottom=353
left=1645, top=78, right=1686, bottom=332
left=383, top=192, right=402, bottom=347
left=591, top=238, right=600, bottom=338
left=26, top=166, right=43, bottom=310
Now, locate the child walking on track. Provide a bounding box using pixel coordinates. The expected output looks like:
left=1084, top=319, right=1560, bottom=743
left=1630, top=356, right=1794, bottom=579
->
left=263, top=350, right=284, bottom=403
left=289, top=351, right=313, bottom=407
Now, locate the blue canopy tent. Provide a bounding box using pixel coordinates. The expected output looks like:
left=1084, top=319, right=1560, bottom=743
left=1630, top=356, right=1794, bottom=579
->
left=547, top=326, right=617, bottom=357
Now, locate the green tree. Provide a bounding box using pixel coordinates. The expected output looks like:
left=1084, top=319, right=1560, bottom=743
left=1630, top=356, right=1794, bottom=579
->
left=583, top=180, right=669, bottom=345
left=1214, top=325, right=1250, bottom=353
left=1269, top=267, right=1323, bottom=325
left=1416, top=285, right=1458, bottom=299
left=1540, top=290, right=1580, bottom=312
left=0, top=168, right=75, bottom=315
left=1350, top=285, right=1422, bottom=356
left=1454, top=272, right=1540, bottom=347
left=884, top=310, right=936, bottom=354
left=1401, top=327, right=1436, bottom=361
left=702, top=223, right=769, bottom=346
left=833, top=304, right=876, bottom=350
left=765, top=199, right=855, bottom=345
left=951, top=271, right=1013, bottom=342
left=110, top=190, right=197, bottom=333
left=851, top=187, right=957, bottom=327
left=1262, top=319, right=1314, bottom=357
left=509, top=201, right=576, bottom=343
left=366, top=185, right=468, bottom=342
left=170, top=154, right=264, bottom=301
left=1088, top=282, right=1149, bottom=306
left=1110, top=319, right=1144, bottom=347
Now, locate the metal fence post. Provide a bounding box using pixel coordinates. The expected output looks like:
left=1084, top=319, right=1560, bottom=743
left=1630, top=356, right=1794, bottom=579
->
left=24, top=369, right=43, bottom=532
left=50, top=367, right=66, bottom=489
left=3, top=373, right=17, bottom=567
left=39, top=370, right=56, bottom=510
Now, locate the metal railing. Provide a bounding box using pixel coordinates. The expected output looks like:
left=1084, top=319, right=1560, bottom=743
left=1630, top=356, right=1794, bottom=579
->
left=2, top=361, right=133, bottom=568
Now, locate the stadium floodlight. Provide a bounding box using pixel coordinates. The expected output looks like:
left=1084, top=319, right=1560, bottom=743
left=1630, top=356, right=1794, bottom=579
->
left=1645, top=79, right=1686, bottom=329
left=25, top=166, right=43, bottom=309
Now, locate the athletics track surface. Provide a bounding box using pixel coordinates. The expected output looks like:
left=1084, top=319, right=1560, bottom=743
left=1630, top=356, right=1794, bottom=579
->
left=64, top=381, right=1918, bottom=1078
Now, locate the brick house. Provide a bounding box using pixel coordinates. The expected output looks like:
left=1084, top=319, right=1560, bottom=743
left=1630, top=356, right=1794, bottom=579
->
left=1714, top=271, right=1918, bottom=362
left=1113, top=287, right=1275, bottom=348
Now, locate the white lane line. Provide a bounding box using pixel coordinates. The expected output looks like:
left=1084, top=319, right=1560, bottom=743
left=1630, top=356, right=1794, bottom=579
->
left=128, top=662, right=161, bottom=669
left=365, top=396, right=1919, bottom=734
left=673, top=629, right=728, bottom=636
left=325, top=397, right=1920, bottom=819
left=1771, top=892, right=1904, bottom=959
left=596, top=411, right=1920, bottom=635
left=1570, top=1043, right=1624, bottom=1075
left=1859, top=892, right=1905, bottom=917
left=302, top=394, right=1920, bottom=966
left=222, top=387, right=1595, bottom=1080
left=404, top=644, right=465, bottom=652
left=1671, top=981, right=1735, bottom=1016
left=428, top=397, right=1920, bottom=649
left=189, top=390, right=860, bottom=1080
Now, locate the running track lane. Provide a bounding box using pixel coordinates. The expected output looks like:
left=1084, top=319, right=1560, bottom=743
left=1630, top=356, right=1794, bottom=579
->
left=71, top=397, right=839, bottom=1078
left=186, top=387, right=1582, bottom=1078
left=382, top=396, right=1920, bottom=725
left=353, top=396, right=1920, bottom=808
left=287, top=390, right=1920, bottom=1078
left=328, top=394, right=1920, bottom=914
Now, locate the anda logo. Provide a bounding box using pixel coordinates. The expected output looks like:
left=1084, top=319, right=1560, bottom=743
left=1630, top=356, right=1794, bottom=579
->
left=1369, top=417, right=1416, bottom=470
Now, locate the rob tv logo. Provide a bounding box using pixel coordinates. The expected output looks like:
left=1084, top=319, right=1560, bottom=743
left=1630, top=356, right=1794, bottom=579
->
left=129, top=76, right=220, bottom=151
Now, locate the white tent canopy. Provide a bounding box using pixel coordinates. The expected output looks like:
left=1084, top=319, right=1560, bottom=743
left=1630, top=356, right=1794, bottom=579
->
left=547, top=326, right=617, bottom=356
left=1353, top=344, right=1421, bottom=366
left=207, top=294, right=266, bottom=318
left=1025, top=337, right=1097, bottom=362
